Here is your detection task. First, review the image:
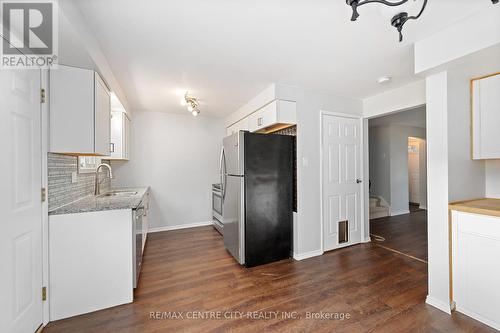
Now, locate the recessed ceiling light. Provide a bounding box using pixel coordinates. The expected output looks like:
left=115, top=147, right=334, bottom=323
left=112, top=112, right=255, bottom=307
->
left=378, top=76, right=392, bottom=84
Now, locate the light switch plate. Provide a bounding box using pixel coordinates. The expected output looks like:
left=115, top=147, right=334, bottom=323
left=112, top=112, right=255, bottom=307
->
left=71, top=171, right=77, bottom=183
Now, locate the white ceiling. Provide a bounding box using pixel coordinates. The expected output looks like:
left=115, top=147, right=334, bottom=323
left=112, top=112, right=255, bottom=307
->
left=71, top=0, right=493, bottom=117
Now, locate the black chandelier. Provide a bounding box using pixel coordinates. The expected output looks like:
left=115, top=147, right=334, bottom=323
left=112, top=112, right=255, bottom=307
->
left=346, top=0, right=499, bottom=42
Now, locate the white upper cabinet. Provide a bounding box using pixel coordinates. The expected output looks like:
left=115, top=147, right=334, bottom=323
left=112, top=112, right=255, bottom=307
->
left=49, top=65, right=111, bottom=156
left=226, top=100, right=296, bottom=136
left=226, top=117, right=249, bottom=136
left=472, top=73, right=500, bottom=160
left=109, top=111, right=131, bottom=160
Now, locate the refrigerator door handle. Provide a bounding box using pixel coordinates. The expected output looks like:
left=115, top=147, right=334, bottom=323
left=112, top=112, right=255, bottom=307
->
left=222, top=148, right=227, bottom=200
left=219, top=147, right=224, bottom=198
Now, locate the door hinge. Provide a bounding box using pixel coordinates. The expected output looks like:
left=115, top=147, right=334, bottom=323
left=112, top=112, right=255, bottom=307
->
left=41, top=188, right=46, bottom=202
left=40, top=88, right=46, bottom=104
left=42, top=287, right=47, bottom=301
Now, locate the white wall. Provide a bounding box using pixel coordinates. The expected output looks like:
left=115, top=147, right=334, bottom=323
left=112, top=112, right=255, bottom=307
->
left=447, top=71, right=485, bottom=202
left=415, top=7, right=500, bottom=74
left=111, top=111, right=225, bottom=229
left=369, top=126, right=391, bottom=205
left=486, top=161, right=500, bottom=198
left=363, top=81, right=426, bottom=119
left=369, top=124, right=426, bottom=215
left=275, top=85, right=363, bottom=256
left=390, top=126, right=426, bottom=214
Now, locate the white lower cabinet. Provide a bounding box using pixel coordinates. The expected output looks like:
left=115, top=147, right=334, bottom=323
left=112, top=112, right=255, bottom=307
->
left=451, top=210, right=500, bottom=330
left=49, top=209, right=134, bottom=321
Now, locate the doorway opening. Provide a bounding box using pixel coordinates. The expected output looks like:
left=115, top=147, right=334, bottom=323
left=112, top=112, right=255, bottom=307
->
left=408, top=136, right=426, bottom=212
left=368, top=106, right=428, bottom=262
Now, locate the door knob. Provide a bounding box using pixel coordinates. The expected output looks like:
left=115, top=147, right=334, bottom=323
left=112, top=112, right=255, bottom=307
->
left=356, top=179, right=362, bottom=184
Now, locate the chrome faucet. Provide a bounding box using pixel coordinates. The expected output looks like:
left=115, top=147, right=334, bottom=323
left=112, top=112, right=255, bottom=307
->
left=95, top=163, right=113, bottom=195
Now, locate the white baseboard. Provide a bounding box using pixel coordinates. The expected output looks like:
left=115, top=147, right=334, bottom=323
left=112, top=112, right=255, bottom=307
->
left=293, top=249, right=323, bottom=261
left=426, top=296, right=452, bottom=314
left=149, top=221, right=213, bottom=233
left=419, top=204, right=427, bottom=210
left=391, top=210, right=410, bottom=216
left=363, top=237, right=371, bottom=243
left=456, top=306, right=500, bottom=331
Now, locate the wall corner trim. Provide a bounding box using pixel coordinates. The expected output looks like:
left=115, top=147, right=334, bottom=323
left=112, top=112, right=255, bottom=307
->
left=149, top=221, right=213, bottom=233
left=293, top=249, right=324, bottom=261
left=425, top=296, right=452, bottom=315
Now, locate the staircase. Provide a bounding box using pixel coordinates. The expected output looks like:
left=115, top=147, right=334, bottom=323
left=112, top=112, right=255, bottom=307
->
left=370, top=196, right=390, bottom=219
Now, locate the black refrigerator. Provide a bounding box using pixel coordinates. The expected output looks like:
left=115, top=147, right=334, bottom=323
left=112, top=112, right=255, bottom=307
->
left=221, top=131, right=293, bottom=267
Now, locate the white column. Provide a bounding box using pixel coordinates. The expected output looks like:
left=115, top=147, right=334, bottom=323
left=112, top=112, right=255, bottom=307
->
left=425, top=71, right=451, bottom=314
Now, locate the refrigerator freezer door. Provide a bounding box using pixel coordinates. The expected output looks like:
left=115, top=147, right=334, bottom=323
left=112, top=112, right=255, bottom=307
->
left=223, top=175, right=244, bottom=264
left=244, top=132, right=293, bottom=267
left=222, top=131, right=243, bottom=176
left=222, top=131, right=245, bottom=264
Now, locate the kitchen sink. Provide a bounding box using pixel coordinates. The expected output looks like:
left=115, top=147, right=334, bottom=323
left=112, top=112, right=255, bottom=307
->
left=99, top=190, right=138, bottom=197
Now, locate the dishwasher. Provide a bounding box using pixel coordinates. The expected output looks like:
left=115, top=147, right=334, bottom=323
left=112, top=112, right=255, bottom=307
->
left=133, top=204, right=145, bottom=288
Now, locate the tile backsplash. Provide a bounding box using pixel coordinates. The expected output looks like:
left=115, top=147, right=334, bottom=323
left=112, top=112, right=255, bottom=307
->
left=48, top=153, right=111, bottom=211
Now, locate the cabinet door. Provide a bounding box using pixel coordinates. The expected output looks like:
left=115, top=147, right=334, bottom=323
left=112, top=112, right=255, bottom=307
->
left=247, top=109, right=263, bottom=132
left=124, top=114, right=131, bottom=160
left=261, top=101, right=278, bottom=128
left=452, top=211, right=500, bottom=329
left=94, top=74, right=111, bottom=156
left=110, top=111, right=123, bottom=158
left=49, top=66, right=94, bottom=154
left=472, top=74, right=500, bottom=159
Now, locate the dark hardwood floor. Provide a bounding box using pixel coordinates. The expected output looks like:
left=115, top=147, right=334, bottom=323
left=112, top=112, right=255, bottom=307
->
left=44, top=226, right=494, bottom=333
left=370, top=207, right=428, bottom=262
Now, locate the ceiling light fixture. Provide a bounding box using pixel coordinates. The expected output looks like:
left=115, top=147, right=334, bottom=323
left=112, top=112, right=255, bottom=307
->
left=346, top=0, right=427, bottom=42
left=346, top=0, right=498, bottom=42
left=181, top=92, right=201, bottom=116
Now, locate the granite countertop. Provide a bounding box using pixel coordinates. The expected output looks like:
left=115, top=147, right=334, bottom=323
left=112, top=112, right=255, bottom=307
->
left=449, top=198, right=500, bottom=218
left=49, top=187, right=150, bottom=216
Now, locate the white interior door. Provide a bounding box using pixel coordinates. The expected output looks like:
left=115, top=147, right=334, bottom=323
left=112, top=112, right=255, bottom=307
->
left=0, top=70, right=43, bottom=333
left=322, top=114, right=362, bottom=252
left=408, top=138, right=420, bottom=204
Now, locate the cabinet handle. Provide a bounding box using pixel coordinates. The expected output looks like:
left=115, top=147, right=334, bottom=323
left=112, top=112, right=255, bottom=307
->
left=258, top=117, right=263, bottom=126
left=110, top=143, right=115, bottom=153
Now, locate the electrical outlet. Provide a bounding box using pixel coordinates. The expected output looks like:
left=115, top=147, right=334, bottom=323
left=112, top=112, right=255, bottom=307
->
left=71, top=171, right=77, bottom=183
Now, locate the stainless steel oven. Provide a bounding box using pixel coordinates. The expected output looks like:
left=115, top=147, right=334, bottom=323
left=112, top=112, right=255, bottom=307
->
left=212, top=183, right=223, bottom=234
